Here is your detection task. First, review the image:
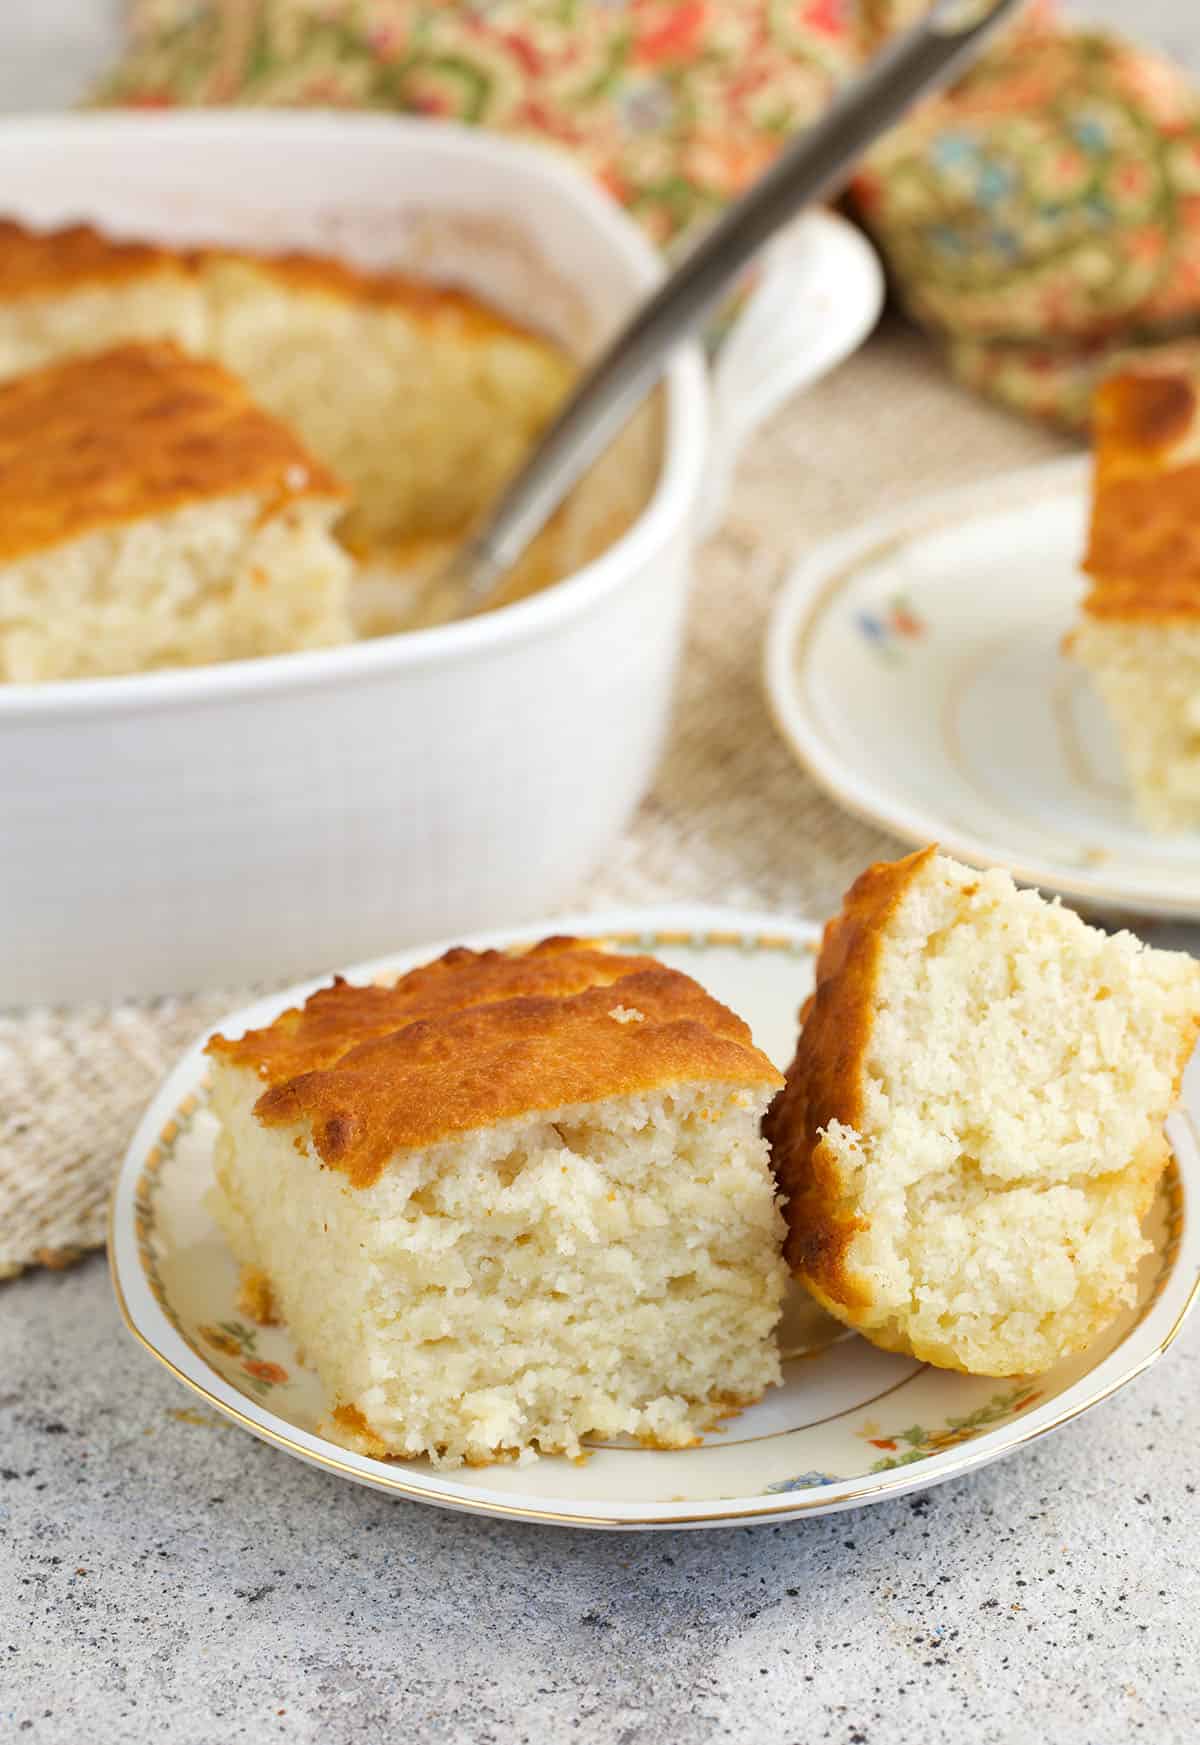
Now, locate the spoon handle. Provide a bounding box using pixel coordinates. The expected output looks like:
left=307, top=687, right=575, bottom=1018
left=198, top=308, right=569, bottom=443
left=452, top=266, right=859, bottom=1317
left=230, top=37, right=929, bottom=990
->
left=431, top=0, right=1025, bottom=622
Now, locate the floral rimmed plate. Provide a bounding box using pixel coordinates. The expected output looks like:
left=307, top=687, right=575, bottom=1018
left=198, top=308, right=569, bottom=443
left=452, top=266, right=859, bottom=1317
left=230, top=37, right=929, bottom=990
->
left=765, top=455, right=1200, bottom=923
left=110, top=905, right=1199, bottom=1530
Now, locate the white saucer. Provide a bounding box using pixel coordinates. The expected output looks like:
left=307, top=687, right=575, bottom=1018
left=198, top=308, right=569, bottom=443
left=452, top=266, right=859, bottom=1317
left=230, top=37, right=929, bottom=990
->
left=765, top=456, right=1200, bottom=921
left=109, top=906, right=1198, bottom=1529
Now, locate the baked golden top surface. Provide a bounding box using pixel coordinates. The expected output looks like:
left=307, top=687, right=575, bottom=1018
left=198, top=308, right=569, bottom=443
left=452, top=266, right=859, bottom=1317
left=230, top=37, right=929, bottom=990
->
left=0, top=217, right=562, bottom=348
left=0, top=340, right=343, bottom=561
left=0, top=219, right=193, bottom=294
left=207, top=250, right=554, bottom=344
left=764, top=846, right=937, bottom=1286
left=1083, top=371, right=1200, bottom=618
left=1094, top=371, right=1197, bottom=464
left=207, top=936, right=783, bottom=1187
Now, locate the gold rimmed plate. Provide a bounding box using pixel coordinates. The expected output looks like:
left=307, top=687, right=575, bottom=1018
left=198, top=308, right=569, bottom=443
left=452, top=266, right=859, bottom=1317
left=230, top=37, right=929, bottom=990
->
left=110, top=904, right=1199, bottom=1530
left=764, top=455, right=1200, bottom=922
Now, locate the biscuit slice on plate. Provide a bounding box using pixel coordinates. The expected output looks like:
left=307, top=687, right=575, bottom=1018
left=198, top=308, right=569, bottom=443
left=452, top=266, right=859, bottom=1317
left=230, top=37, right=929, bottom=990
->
left=764, top=848, right=1200, bottom=1376
left=1071, top=368, right=1200, bottom=831
left=205, top=938, right=787, bottom=1467
left=0, top=341, right=352, bottom=682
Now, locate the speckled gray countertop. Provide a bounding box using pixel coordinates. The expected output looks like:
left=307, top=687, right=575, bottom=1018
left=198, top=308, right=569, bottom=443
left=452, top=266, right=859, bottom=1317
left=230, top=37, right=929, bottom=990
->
left=4, top=4, right=1200, bottom=1742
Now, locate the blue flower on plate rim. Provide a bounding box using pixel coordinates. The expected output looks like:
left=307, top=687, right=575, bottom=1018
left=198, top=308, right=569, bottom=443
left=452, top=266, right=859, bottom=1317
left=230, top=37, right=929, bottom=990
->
left=854, top=594, right=926, bottom=661
left=764, top=1470, right=840, bottom=1493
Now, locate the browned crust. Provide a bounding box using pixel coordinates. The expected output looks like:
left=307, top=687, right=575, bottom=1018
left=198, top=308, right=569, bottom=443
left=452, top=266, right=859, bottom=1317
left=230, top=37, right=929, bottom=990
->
left=206, top=250, right=551, bottom=343
left=763, top=847, right=938, bottom=1303
left=207, top=937, right=781, bottom=1188
left=329, top=1403, right=394, bottom=1460
left=328, top=1403, right=525, bottom=1466
left=1083, top=371, right=1200, bottom=620
left=0, top=218, right=194, bottom=295
left=209, top=938, right=640, bottom=1080
left=1096, top=371, right=1196, bottom=458
left=0, top=217, right=559, bottom=348
left=329, top=1393, right=765, bottom=1464
left=0, top=340, right=344, bottom=561
left=235, top=1264, right=279, bottom=1327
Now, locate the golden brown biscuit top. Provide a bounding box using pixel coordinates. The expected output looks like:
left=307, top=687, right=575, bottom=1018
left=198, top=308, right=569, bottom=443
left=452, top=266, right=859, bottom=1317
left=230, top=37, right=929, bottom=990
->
left=1093, top=371, right=1197, bottom=466
left=207, top=937, right=782, bottom=1188
left=206, top=251, right=559, bottom=347
left=209, top=939, right=645, bottom=1081
left=0, top=341, right=344, bottom=561
left=0, top=217, right=563, bottom=351
left=764, top=846, right=936, bottom=1282
left=1083, top=370, right=1200, bottom=618
left=0, top=219, right=194, bottom=295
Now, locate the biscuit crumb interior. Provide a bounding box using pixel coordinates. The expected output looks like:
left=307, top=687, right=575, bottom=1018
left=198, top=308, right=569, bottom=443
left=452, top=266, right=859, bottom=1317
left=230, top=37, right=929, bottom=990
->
left=815, top=854, right=1200, bottom=1373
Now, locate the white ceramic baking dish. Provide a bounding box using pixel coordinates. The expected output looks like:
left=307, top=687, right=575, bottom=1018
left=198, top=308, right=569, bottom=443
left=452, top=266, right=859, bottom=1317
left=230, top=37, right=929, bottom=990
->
left=0, top=113, right=882, bottom=1005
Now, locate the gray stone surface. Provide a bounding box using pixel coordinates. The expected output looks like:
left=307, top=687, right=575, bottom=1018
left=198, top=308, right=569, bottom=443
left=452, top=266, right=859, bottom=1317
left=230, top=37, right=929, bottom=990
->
left=4, top=3, right=1200, bottom=1742
left=2, top=1252, right=1198, bottom=1743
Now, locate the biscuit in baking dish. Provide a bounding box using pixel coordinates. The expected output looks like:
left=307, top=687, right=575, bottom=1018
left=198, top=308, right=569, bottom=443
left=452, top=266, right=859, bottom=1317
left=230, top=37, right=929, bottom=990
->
left=0, top=219, right=574, bottom=547
left=0, top=219, right=208, bottom=375
left=0, top=341, right=351, bottom=682
left=764, top=847, right=1200, bottom=1375
left=205, top=938, right=788, bottom=1467
left=1072, top=369, right=1200, bottom=831
left=203, top=251, right=574, bottom=545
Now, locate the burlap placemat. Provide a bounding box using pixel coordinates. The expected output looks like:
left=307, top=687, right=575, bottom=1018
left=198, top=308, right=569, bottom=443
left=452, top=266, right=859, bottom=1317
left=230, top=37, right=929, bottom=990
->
left=0, top=319, right=1071, bottom=1280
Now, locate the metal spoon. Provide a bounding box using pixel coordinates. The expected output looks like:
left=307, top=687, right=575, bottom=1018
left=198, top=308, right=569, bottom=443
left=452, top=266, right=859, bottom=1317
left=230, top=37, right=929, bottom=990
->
left=414, top=0, right=1024, bottom=628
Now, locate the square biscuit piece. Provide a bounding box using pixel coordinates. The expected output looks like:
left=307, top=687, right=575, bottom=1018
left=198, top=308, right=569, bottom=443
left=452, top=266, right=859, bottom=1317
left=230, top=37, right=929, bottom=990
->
left=0, top=341, right=352, bottom=682
left=205, top=938, right=788, bottom=1467
left=0, top=219, right=574, bottom=548
left=1072, top=369, right=1200, bottom=831
left=765, top=848, right=1200, bottom=1377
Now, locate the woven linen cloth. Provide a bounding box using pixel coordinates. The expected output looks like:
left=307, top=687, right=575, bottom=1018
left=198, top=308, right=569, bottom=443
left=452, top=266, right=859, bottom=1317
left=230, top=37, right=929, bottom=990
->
left=0, top=319, right=1072, bottom=1281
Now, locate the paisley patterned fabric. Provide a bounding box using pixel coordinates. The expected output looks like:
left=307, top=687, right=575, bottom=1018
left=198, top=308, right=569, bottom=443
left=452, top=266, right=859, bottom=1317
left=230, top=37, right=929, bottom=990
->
left=105, top=0, right=861, bottom=246
left=856, top=28, right=1200, bottom=342
left=105, top=3, right=1200, bottom=427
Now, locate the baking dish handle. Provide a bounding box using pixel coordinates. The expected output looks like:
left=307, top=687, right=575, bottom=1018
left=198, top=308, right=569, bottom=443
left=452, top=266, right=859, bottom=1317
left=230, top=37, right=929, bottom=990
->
left=699, top=208, right=885, bottom=539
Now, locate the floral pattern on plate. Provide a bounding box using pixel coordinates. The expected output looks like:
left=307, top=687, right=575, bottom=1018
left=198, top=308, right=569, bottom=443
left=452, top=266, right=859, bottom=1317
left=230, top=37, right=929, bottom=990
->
left=199, top=1320, right=292, bottom=1396
left=859, top=1384, right=1045, bottom=1472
